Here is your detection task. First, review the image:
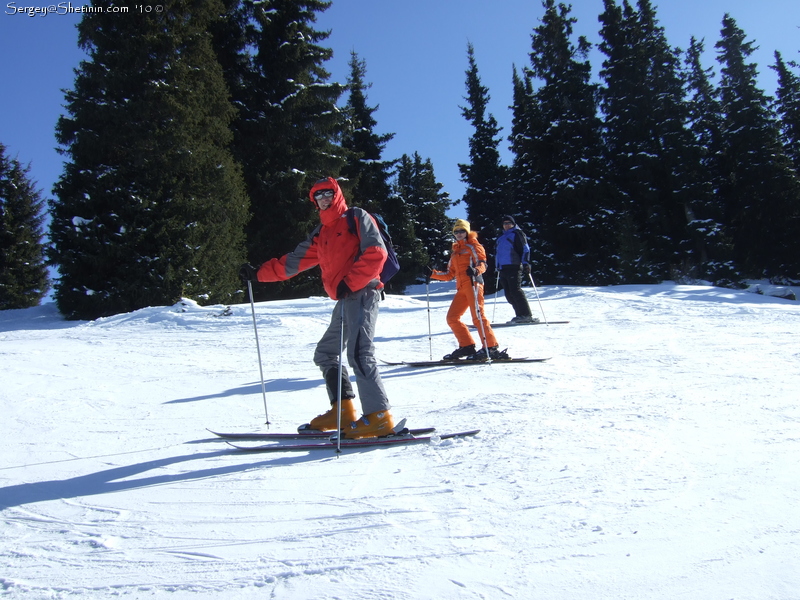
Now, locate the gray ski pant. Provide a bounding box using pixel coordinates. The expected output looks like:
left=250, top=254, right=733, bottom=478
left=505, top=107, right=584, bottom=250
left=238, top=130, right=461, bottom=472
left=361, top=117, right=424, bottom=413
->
left=313, top=283, right=390, bottom=415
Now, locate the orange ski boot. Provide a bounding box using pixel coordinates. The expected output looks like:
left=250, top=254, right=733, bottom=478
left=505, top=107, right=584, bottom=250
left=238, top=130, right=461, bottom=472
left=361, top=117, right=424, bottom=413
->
left=308, top=399, right=357, bottom=431
left=343, top=410, right=395, bottom=439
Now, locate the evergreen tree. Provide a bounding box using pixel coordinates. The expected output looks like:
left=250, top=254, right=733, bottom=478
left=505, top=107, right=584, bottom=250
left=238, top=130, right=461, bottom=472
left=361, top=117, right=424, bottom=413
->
left=508, top=66, right=549, bottom=271
left=523, top=0, right=615, bottom=284
left=209, top=0, right=249, bottom=88
left=232, top=0, right=347, bottom=300
left=772, top=51, right=800, bottom=174
left=379, top=185, right=428, bottom=294
left=394, top=153, right=451, bottom=271
left=597, top=0, right=647, bottom=280
left=0, top=145, right=50, bottom=309
left=50, top=0, right=249, bottom=320
left=340, top=51, right=396, bottom=215
left=683, top=37, right=741, bottom=286
left=337, top=51, right=425, bottom=294
left=715, top=15, right=800, bottom=280
left=598, top=0, right=699, bottom=282
left=458, top=43, right=510, bottom=250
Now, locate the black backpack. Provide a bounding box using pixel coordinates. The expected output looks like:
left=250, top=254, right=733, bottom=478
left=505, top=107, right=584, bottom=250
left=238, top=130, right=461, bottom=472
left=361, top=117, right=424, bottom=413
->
left=345, top=208, right=400, bottom=284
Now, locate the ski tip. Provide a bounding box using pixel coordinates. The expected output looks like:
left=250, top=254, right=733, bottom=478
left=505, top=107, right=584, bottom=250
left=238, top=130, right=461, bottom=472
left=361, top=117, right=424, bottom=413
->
left=436, top=429, right=481, bottom=441
left=458, top=429, right=481, bottom=436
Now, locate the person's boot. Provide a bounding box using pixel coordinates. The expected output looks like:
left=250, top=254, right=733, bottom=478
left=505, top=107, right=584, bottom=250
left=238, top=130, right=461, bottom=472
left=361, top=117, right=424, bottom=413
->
left=308, top=398, right=357, bottom=431
left=468, top=346, right=509, bottom=361
left=343, top=410, right=395, bottom=439
left=443, top=344, right=475, bottom=360
left=509, top=315, right=537, bottom=324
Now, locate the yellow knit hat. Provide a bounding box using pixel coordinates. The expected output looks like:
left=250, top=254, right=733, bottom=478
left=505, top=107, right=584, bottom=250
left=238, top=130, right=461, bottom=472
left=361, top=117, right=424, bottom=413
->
left=453, top=219, right=470, bottom=233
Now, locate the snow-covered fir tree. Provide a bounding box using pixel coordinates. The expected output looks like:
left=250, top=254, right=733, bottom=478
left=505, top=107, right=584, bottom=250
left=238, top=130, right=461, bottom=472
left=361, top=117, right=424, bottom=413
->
left=715, top=14, right=800, bottom=281
left=393, top=153, right=451, bottom=272
left=340, top=52, right=424, bottom=292
left=340, top=51, right=396, bottom=215
left=230, top=0, right=347, bottom=300
left=683, top=37, right=742, bottom=287
left=519, top=0, right=615, bottom=285
left=0, top=144, right=50, bottom=310
left=772, top=52, right=800, bottom=176
left=508, top=66, right=546, bottom=269
left=598, top=0, right=699, bottom=282
left=458, top=42, right=510, bottom=254
left=378, top=185, right=429, bottom=293
left=50, top=0, right=249, bottom=320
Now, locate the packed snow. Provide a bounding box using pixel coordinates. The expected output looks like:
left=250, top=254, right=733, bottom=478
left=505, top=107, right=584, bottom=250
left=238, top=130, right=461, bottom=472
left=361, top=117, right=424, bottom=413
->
left=1, top=282, right=799, bottom=599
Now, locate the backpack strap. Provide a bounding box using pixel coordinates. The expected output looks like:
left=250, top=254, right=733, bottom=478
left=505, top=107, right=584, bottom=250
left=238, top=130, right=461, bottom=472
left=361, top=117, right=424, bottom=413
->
left=345, top=207, right=357, bottom=238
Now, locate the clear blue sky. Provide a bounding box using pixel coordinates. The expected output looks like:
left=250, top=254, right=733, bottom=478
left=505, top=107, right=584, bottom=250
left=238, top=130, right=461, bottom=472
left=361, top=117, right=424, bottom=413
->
left=1, top=0, right=798, bottom=215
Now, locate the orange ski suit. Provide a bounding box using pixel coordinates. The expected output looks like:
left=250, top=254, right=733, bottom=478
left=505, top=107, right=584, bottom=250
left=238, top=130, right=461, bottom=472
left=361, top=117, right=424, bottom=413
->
left=430, top=231, right=498, bottom=349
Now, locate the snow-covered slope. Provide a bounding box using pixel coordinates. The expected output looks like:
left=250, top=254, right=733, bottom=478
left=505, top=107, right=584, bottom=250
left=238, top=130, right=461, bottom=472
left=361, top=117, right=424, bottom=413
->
left=2, top=283, right=799, bottom=599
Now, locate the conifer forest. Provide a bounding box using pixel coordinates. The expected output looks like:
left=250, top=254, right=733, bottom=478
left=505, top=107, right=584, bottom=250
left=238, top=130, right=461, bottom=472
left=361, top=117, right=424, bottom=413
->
left=2, top=0, right=799, bottom=320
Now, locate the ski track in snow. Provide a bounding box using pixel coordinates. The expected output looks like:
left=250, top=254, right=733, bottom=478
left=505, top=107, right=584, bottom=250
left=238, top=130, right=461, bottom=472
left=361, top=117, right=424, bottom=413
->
left=1, top=283, right=799, bottom=599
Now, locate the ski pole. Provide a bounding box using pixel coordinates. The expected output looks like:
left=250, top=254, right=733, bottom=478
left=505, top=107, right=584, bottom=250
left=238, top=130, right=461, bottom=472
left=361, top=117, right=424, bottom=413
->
left=527, top=272, right=549, bottom=325
left=335, top=301, right=345, bottom=454
left=426, top=278, right=433, bottom=360
left=247, top=280, right=270, bottom=425
left=492, top=269, right=500, bottom=323
left=469, top=272, right=492, bottom=362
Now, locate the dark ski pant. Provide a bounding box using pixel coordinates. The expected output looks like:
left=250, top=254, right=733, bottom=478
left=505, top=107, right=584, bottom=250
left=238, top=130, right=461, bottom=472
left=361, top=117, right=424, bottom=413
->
left=498, top=267, right=532, bottom=318
left=313, top=282, right=390, bottom=415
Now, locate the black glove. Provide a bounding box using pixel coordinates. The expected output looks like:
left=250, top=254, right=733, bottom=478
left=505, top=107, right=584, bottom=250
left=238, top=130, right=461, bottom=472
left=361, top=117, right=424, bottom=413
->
left=466, top=266, right=476, bottom=278
left=239, top=263, right=258, bottom=286
left=522, top=264, right=531, bottom=276
left=336, top=280, right=351, bottom=300
left=424, top=266, right=434, bottom=284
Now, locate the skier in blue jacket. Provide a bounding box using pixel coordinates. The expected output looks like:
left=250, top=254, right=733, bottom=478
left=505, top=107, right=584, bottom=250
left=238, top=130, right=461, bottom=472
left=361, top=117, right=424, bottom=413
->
left=495, top=215, right=535, bottom=323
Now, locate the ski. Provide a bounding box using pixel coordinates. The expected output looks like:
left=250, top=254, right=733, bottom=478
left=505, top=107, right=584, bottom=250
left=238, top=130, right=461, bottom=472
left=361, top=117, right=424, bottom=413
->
left=381, top=357, right=550, bottom=368
left=491, top=320, right=569, bottom=328
left=226, top=429, right=481, bottom=452
left=208, top=426, right=436, bottom=440
left=471, top=320, right=569, bottom=329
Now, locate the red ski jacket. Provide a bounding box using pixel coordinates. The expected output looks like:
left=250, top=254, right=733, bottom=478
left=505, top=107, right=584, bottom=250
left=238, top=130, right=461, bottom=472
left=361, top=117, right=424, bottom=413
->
left=256, top=178, right=388, bottom=300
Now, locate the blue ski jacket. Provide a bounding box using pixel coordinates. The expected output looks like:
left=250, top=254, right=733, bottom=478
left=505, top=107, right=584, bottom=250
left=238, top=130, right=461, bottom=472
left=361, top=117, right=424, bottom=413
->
left=495, top=227, right=530, bottom=269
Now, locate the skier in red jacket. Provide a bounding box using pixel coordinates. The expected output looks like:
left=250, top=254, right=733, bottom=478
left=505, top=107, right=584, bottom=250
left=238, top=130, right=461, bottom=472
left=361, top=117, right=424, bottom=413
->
left=240, top=178, right=394, bottom=438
